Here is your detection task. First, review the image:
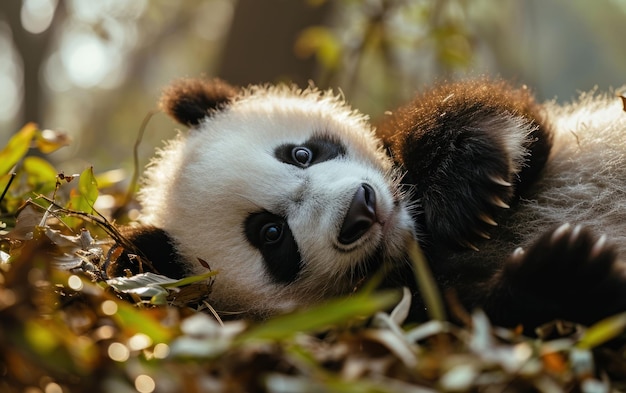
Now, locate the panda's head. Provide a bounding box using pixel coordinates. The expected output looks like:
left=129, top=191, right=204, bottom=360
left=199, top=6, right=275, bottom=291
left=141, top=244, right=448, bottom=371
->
left=139, top=78, right=414, bottom=317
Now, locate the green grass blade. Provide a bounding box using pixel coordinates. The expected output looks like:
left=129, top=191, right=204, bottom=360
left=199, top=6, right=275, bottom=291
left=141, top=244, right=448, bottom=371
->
left=238, top=289, right=401, bottom=343
left=577, top=312, right=626, bottom=349
left=407, top=238, right=446, bottom=321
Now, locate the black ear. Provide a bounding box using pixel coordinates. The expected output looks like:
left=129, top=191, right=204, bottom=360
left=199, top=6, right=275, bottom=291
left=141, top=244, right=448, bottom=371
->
left=107, top=225, right=187, bottom=279
left=160, top=78, right=238, bottom=127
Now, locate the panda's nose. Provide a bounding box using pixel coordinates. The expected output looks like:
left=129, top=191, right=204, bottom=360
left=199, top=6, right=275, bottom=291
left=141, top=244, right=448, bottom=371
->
left=338, top=183, right=377, bottom=245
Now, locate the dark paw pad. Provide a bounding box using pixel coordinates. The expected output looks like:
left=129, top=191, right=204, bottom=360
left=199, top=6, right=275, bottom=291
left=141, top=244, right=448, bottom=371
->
left=507, top=223, right=617, bottom=284
left=503, top=223, right=626, bottom=324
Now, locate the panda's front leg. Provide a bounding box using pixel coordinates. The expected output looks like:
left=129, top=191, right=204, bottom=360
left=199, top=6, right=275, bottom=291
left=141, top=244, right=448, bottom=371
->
left=377, top=80, right=552, bottom=250
left=483, top=224, right=626, bottom=330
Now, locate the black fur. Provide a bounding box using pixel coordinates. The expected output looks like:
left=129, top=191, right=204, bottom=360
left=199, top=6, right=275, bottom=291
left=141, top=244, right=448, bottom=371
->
left=160, top=78, right=238, bottom=127
left=108, top=226, right=186, bottom=279
left=274, top=134, right=346, bottom=168
left=376, top=79, right=626, bottom=329
left=244, top=211, right=302, bottom=283
left=377, top=79, right=552, bottom=250
left=484, top=224, right=626, bottom=328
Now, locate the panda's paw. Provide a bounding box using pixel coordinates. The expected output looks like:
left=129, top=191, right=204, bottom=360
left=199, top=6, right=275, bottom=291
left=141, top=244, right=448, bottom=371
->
left=424, top=163, right=517, bottom=251
left=466, top=168, right=518, bottom=239
left=503, top=223, right=626, bottom=324
left=508, top=223, right=618, bottom=281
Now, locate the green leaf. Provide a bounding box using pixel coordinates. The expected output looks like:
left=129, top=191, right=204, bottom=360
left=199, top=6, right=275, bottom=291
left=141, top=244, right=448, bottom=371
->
left=0, top=173, right=16, bottom=206
left=0, top=123, right=38, bottom=175
left=67, top=166, right=99, bottom=214
left=577, top=312, right=626, bottom=349
left=34, top=128, right=71, bottom=154
left=151, top=292, right=168, bottom=305
left=17, top=319, right=92, bottom=375
left=111, top=298, right=173, bottom=344
left=94, top=168, right=127, bottom=189
left=24, top=318, right=58, bottom=354
left=161, top=270, right=219, bottom=288
left=78, top=166, right=99, bottom=208
left=22, top=156, right=58, bottom=194
left=63, top=167, right=99, bottom=228
left=237, top=289, right=401, bottom=342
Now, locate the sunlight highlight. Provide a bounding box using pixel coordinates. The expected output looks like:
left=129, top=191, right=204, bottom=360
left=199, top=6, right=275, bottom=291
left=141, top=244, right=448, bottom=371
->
left=61, top=34, right=110, bottom=88
left=134, top=375, right=156, bottom=393
left=21, top=0, right=58, bottom=34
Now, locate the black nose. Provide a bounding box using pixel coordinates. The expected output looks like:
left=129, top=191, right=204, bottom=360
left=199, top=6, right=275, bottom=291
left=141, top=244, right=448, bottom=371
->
left=338, top=183, right=377, bottom=245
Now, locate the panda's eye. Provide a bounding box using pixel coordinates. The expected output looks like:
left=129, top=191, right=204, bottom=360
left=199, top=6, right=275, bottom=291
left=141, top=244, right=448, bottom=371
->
left=291, top=147, right=312, bottom=167
left=261, top=223, right=283, bottom=244
left=245, top=211, right=301, bottom=283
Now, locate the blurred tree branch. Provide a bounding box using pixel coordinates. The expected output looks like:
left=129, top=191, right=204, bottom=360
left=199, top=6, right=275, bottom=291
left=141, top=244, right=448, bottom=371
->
left=82, top=5, right=200, bottom=155
left=0, top=0, right=66, bottom=127
left=217, top=0, right=333, bottom=87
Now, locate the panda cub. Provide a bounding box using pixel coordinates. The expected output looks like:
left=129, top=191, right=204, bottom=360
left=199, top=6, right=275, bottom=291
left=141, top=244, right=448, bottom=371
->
left=111, top=78, right=626, bottom=329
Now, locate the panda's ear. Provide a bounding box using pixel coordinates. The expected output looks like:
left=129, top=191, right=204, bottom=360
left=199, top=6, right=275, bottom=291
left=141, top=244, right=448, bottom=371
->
left=160, top=78, right=238, bottom=127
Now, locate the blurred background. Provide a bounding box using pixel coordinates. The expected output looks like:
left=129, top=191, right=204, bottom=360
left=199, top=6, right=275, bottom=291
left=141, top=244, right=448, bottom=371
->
left=0, top=0, right=625, bottom=174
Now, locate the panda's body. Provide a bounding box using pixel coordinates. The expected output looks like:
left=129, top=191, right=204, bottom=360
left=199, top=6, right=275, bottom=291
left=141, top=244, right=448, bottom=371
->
left=517, top=95, right=626, bottom=252
left=112, top=78, right=626, bottom=329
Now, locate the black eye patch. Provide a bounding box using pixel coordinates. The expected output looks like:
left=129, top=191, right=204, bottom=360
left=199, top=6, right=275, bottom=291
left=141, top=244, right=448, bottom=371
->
left=275, top=134, right=346, bottom=168
left=244, top=211, right=302, bottom=284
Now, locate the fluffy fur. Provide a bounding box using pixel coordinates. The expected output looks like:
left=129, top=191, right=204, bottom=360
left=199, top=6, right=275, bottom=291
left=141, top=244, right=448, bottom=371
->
left=110, top=77, right=626, bottom=330
left=123, top=82, right=414, bottom=316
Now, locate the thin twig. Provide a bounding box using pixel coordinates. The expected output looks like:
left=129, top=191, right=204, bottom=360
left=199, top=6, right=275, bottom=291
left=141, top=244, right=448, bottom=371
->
left=0, top=171, right=16, bottom=204
left=34, top=195, right=156, bottom=273
left=123, top=109, right=158, bottom=209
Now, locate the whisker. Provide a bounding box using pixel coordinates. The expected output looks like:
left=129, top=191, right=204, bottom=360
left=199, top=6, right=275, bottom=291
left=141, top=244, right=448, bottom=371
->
left=233, top=193, right=264, bottom=209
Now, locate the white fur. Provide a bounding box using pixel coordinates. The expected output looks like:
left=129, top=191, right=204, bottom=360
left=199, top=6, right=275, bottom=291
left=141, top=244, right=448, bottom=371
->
left=512, top=91, right=626, bottom=252
left=479, top=113, right=535, bottom=177
left=139, top=85, right=414, bottom=316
